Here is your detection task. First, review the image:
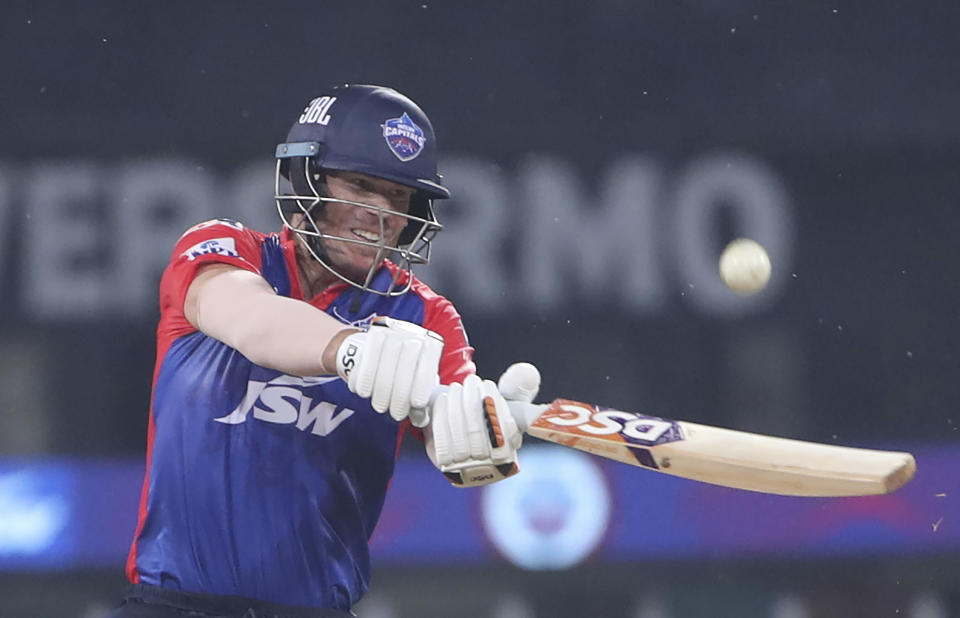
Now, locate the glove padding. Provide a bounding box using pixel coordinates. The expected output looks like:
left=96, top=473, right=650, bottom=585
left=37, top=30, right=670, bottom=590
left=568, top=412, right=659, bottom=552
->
left=336, top=316, right=443, bottom=427
left=426, top=374, right=524, bottom=487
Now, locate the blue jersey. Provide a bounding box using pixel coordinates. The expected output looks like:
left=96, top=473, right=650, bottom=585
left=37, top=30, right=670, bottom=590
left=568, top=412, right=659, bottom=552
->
left=126, top=220, right=475, bottom=610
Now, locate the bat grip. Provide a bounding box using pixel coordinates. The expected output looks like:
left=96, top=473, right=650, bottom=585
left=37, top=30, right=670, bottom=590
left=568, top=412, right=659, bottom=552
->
left=507, top=400, right=548, bottom=431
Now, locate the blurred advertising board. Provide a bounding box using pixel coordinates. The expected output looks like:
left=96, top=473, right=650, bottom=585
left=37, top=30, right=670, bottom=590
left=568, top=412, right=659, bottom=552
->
left=0, top=444, right=954, bottom=571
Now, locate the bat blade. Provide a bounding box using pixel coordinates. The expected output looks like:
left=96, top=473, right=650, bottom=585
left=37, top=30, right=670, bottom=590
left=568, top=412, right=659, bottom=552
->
left=512, top=399, right=916, bottom=497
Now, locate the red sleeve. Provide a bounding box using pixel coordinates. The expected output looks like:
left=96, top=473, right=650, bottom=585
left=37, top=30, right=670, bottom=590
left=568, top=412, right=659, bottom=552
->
left=411, top=278, right=477, bottom=384
left=402, top=280, right=477, bottom=444
left=157, top=219, right=265, bottom=339
left=418, top=291, right=476, bottom=386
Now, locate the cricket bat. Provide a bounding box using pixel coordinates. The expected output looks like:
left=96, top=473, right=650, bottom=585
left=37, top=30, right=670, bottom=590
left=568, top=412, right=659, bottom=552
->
left=507, top=398, right=916, bottom=497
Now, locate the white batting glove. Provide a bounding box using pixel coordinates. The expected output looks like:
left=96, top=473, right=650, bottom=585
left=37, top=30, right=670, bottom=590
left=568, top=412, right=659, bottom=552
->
left=335, top=316, right=443, bottom=427
left=497, top=362, right=541, bottom=405
left=426, top=374, right=524, bottom=487
left=496, top=361, right=542, bottom=430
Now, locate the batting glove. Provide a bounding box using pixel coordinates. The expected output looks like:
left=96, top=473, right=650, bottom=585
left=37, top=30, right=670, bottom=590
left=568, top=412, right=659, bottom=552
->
left=336, top=316, right=443, bottom=427
left=426, top=374, right=524, bottom=487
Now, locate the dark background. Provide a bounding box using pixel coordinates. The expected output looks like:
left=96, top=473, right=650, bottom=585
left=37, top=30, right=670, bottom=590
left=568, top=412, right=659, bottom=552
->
left=1, top=2, right=959, bottom=616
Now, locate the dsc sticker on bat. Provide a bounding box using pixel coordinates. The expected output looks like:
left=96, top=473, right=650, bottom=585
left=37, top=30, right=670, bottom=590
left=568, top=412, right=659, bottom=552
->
left=531, top=400, right=686, bottom=469
left=513, top=394, right=916, bottom=496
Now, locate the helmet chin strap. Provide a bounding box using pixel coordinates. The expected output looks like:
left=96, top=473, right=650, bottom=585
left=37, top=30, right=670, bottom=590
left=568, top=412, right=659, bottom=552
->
left=302, top=218, right=334, bottom=266
left=298, top=171, right=345, bottom=275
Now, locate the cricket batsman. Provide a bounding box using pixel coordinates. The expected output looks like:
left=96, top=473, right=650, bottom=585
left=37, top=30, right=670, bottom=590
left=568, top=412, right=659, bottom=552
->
left=108, top=84, right=537, bottom=617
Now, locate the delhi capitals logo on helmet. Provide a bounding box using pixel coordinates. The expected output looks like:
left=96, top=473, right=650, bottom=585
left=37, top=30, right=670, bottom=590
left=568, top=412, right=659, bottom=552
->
left=381, top=113, right=426, bottom=162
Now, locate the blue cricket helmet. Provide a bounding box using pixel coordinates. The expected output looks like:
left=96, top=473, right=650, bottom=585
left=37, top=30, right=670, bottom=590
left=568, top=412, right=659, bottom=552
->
left=274, top=84, right=448, bottom=296
left=277, top=84, right=450, bottom=200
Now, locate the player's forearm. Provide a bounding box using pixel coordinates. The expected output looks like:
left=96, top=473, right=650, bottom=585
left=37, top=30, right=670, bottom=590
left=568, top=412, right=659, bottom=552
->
left=190, top=267, right=355, bottom=376
left=210, top=297, right=356, bottom=376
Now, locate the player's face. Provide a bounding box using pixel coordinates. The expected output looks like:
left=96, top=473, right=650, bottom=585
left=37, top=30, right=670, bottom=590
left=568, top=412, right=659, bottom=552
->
left=310, top=171, right=414, bottom=281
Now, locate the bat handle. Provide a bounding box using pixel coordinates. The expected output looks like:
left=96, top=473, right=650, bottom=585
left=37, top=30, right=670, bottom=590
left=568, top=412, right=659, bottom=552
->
left=427, top=385, right=546, bottom=432
left=507, top=400, right=548, bottom=431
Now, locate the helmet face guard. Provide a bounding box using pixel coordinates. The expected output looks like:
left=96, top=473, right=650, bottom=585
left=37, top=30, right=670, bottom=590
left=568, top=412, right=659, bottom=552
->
left=274, top=152, right=442, bottom=296
left=274, top=85, right=450, bottom=297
